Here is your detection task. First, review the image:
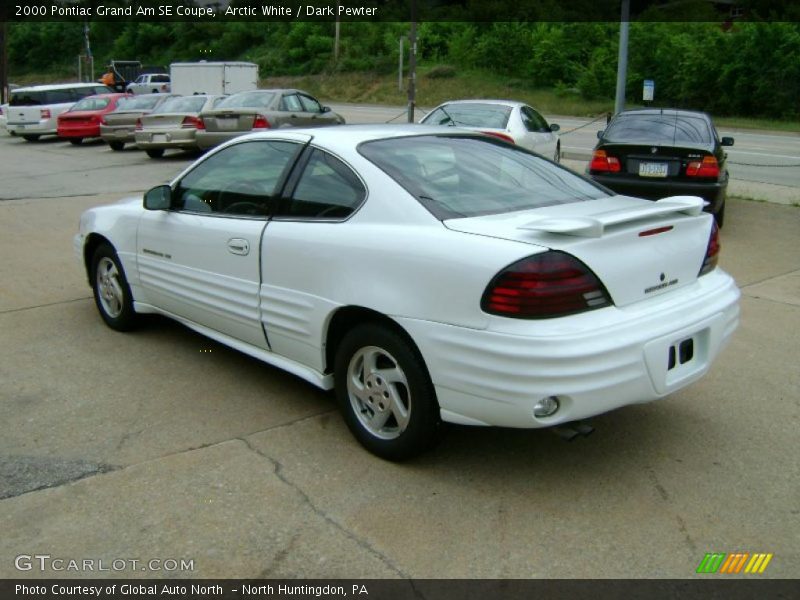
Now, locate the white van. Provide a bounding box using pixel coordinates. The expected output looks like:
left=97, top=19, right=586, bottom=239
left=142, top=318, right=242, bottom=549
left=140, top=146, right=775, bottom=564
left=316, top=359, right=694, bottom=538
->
left=6, top=83, right=112, bottom=141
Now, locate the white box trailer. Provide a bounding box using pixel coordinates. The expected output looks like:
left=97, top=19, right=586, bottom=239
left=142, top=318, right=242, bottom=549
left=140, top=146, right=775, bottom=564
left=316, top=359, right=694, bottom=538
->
left=169, top=62, right=259, bottom=96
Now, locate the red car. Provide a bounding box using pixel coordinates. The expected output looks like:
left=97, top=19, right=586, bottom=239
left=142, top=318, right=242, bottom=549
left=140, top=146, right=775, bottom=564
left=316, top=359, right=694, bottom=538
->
left=57, top=93, right=128, bottom=145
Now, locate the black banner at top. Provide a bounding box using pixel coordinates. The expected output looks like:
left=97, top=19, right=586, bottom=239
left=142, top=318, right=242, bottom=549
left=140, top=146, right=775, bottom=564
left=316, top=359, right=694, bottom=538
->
left=3, top=0, right=800, bottom=22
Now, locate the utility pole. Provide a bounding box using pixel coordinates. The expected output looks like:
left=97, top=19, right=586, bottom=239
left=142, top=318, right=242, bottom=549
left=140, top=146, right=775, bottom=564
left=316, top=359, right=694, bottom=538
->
left=406, top=1, right=417, bottom=123
left=0, top=21, right=7, bottom=104
left=334, top=4, right=340, bottom=64
left=614, top=0, right=630, bottom=115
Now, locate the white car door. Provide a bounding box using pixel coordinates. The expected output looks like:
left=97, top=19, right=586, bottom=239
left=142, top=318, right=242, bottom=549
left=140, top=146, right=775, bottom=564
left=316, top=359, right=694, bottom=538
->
left=517, top=105, right=558, bottom=159
left=136, top=139, right=305, bottom=349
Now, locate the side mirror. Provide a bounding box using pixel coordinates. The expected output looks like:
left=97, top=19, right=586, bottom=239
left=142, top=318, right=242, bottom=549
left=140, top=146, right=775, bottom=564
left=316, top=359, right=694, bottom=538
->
left=596, top=130, right=604, bottom=139
left=549, top=123, right=560, bottom=132
left=321, top=106, right=331, bottom=113
left=144, top=184, right=172, bottom=210
left=721, top=136, right=734, bottom=147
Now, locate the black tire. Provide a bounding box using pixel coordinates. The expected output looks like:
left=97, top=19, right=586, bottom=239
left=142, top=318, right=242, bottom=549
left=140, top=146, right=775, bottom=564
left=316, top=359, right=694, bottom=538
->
left=714, top=200, right=725, bottom=228
left=22, top=134, right=40, bottom=142
left=146, top=148, right=164, bottom=159
left=334, top=323, right=440, bottom=460
left=109, top=141, right=125, bottom=151
left=69, top=138, right=83, bottom=146
left=90, top=243, right=137, bottom=331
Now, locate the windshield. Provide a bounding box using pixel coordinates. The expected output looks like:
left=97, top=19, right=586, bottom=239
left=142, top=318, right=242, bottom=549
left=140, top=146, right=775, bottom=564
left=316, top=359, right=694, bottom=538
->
left=360, top=135, right=608, bottom=220
left=154, top=96, right=208, bottom=114
left=217, top=92, right=275, bottom=109
left=70, top=96, right=111, bottom=112
left=604, top=113, right=713, bottom=144
left=115, top=95, right=163, bottom=110
left=423, top=104, right=512, bottom=129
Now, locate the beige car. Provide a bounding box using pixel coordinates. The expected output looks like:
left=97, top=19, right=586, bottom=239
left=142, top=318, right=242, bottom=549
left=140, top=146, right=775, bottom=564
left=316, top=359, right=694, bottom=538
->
left=99, top=93, right=175, bottom=151
left=134, top=95, right=225, bottom=158
left=195, top=89, right=344, bottom=150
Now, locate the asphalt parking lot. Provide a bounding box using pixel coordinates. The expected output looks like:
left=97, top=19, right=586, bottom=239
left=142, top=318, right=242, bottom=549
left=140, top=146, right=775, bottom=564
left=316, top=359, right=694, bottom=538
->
left=0, top=131, right=798, bottom=579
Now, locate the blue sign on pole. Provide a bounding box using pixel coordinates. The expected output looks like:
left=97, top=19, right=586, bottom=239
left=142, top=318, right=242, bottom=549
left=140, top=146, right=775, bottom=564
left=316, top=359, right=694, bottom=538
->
left=643, top=79, right=655, bottom=102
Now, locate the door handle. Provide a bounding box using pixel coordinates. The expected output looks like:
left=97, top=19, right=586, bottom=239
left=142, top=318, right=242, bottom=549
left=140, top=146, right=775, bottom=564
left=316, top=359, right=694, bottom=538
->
left=227, top=238, right=250, bottom=255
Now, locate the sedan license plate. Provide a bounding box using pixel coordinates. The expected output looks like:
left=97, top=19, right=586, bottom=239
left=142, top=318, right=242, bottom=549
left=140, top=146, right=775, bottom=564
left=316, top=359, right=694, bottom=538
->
left=151, top=134, right=167, bottom=143
left=639, top=162, right=668, bottom=178
left=215, top=118, right=239, bottom=131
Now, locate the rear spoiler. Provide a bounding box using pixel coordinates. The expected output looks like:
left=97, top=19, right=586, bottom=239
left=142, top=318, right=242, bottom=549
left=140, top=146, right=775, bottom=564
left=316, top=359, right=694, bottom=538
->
left=518, top=196, right=707, bottom=238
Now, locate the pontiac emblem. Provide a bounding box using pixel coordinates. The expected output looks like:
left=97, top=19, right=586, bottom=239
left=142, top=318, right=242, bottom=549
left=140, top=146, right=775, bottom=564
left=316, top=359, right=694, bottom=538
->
left=651, top=147, right=658, bottom=154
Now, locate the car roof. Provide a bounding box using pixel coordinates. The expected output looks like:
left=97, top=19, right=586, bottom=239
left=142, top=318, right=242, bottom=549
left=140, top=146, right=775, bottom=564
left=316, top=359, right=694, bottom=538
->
left=240, top=124, right=485, bottom=146
left=435, top=99, right=524, bottom=109
left=12, top=82, right=107, bottom=93
left=615, top=108, right=712, bottom=121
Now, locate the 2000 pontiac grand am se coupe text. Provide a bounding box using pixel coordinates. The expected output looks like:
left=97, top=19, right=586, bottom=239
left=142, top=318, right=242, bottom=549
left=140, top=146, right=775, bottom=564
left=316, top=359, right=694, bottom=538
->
left=74, top=125, right=740, bottom=460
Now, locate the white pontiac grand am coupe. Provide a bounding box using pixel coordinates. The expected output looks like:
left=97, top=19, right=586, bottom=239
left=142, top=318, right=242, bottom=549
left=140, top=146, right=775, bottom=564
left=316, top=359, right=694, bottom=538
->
left=75, top=124, right=740, bottom=460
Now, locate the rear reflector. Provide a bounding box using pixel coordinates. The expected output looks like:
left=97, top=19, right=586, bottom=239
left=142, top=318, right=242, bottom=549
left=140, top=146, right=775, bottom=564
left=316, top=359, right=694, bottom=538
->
left=686, top=155, right=720, bottom=178
left=638, top=225, right=674, bottom=237
left=699, top=220, right=720, bottom=276
left=481, top=131, right=515, bottom=144
left=40, top=109, right=51, bottom=119
left=482, top=251, right=612, bottom=319
left=135, top=118, right=143, bottom=131
left=589, top=149, right=621, bottom=173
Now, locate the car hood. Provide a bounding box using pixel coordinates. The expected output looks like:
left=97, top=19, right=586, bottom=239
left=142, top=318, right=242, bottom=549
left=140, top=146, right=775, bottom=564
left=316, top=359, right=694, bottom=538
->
left=444, top=194, right=714, bottom=308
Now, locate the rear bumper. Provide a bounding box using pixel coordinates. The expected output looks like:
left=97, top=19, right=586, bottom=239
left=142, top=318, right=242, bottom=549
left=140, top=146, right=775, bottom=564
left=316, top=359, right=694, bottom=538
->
left=395, top=269, right=740, bottom=428
left=195, top=130, right=244, bottom=149
left=100, top=125, right=136, bottom=143
left=590, top=174, right=727, bottom=212
left=58, top=124, right=101, bottom=139
left=8, top=119, right=58, bottom=136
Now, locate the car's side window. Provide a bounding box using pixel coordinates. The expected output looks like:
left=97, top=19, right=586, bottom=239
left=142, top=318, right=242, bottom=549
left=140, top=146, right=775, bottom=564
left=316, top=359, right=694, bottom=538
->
left=280, top=94, right=303, bottom=112
left=173, top=141, right=302, bottom=217
left=279, top=149, right=365, bottom=220
left=298, top=94, right=322, bottom=113
left=521, top=106, right=549, bottom=132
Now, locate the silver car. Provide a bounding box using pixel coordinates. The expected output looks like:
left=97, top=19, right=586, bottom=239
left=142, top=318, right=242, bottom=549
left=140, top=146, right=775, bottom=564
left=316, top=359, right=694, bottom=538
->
left=134, top=95, right=225, bottom=158
left=421, top=99, right=561, bottom=162
left=195, top=89, right=345, bottom=150
left=99, top=93, right=175, bottom=151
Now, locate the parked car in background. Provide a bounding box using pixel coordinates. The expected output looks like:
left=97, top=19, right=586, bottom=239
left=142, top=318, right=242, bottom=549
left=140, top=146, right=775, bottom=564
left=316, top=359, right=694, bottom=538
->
left=420, top=99, right=561, bottom=161
left=6, top=83, right=113, bottom=141
left=195, top=89, right=344, bottom=149
left=0, top=103, right=9, bottom=134
left=588, top=109, right=733, bottom=226
left=99, top=93, right=175, bottom=151
left=57, top=93, right=128, bottom=145
left=126, top=74, right=171, bottom=95
left=135, top=94, right=225, bottom=158
left=74, top=125, right=739, bottom=460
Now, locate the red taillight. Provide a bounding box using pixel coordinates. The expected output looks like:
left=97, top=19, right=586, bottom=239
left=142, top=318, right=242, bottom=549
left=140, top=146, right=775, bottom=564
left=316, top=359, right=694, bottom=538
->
left=100, top=116, right=108, bottom=125
left=135, top=118, right=143, bottom=131
left=252, top=114, right=270, bottom=129
left=181, top=116, right=203, bottom=129
left=481, top=251, right=612, bottom=319
left=686, top=155, right=719, bottom=178
left=589, top=149, right=621, bottom=173
left=482, top=131, right=515, bottom=144
left=40, top=108, right=51, bottom=119
left=699, top=220, right=720, bottom=276
left=161, top=84, right=168, bottom=91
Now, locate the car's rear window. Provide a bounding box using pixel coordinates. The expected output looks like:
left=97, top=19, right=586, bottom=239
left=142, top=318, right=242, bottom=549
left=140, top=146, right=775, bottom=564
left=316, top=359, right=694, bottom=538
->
left=423, top=103, right=512, bottom=129
left=10, top=90, right=71, bottom=105
left=604, top=113, right=713, bottom=144
left=360, top=135, right=608, bottom=220
left=217, top=92, right=275, bottom=109
left=70, top=97, right=111, bottom=111
left=115, top=95, right=163, bottom=110
left=155, top=96, right=207, bottom=114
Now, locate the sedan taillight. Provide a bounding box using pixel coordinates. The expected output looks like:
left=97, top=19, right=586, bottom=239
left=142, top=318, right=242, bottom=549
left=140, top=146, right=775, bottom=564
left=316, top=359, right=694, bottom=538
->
left=181, top=116, right=203, bottom=129
left=589, top=149, right=621, bottom=173
left=40, top=108, right=51, bottom=119
left=699, top=220, right=720, bottom=276
left=135, top=118, right=143, bottom=131
left=686, top=155, right=720, bottom=178
left=481, top=251, right=612, bottom=319
left=252, top=114, right=270, bottom=129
